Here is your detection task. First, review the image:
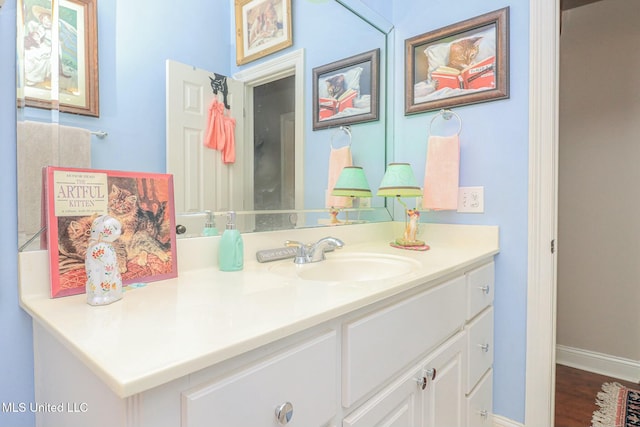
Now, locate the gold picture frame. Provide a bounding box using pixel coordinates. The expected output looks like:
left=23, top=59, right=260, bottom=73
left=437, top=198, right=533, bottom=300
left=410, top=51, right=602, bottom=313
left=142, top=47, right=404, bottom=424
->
left=405, top=7, right=509, bottom=115
left=17, top=0, right=99, bottom=117
left=235, top=0, right=292, bottom=66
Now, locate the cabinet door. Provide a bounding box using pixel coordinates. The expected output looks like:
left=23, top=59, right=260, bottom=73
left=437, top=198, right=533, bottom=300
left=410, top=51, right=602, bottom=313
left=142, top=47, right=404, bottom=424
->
left=420, top=332, right=466, bottom=427
left=343, top=363, right=423, bottom=427
left=182, top=331, right=337, bottom=427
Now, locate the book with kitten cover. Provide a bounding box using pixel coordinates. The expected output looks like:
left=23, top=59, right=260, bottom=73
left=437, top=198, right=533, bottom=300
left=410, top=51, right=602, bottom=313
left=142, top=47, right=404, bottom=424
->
left=42, top=166, right=178, bottom=298
left=318, top=89, right=358, bottom=120
left=430, top=55, right=496, bottom=92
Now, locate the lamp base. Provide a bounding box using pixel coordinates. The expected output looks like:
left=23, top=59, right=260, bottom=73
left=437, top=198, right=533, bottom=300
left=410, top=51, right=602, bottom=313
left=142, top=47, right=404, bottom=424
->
left=390, top=240, right=430, bottom=251
left=394, top=237, right=426, bottom=247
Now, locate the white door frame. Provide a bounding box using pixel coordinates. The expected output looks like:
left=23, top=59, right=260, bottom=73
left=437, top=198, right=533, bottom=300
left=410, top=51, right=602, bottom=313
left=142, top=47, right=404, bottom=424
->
left=232, top=49, right=305, bottom=212
left=525, top=0, right=559, bottom=426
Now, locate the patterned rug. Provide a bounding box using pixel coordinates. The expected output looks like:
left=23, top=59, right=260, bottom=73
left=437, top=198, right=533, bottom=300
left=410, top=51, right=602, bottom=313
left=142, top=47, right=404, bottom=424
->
left=592, top=382, right=640, bottom=427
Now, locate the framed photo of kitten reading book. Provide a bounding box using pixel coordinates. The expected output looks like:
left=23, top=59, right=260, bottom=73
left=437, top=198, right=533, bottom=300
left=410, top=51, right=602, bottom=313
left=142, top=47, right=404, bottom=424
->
left=405, top=7, right=509, bottom=115
left=42, top=166, right=178, bottom=298
left=312, top=48, right=380, bottom=131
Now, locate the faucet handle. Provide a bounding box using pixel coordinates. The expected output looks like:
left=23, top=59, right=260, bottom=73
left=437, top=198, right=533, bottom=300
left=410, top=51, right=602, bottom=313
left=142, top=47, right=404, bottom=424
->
left=284, top=240, right=309, bottom=264
left=284, top=240, right=305, bottom=251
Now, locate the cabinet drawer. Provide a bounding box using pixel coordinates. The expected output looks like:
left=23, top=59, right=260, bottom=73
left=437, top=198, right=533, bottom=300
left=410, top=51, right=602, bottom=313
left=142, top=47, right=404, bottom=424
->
left=466, top=307, right=493, bottom=392
left=466, top=262, right=494, bottom=320
left=343, top=276, right=466, bottom=407
left=466, top=368, right=493, bottom=427
left=182, top=331, right=337, bottom=427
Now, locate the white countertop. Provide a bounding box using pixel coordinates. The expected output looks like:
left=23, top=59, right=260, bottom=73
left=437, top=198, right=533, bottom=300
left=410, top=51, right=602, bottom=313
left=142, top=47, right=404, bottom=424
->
left=19, top=222, right=499, bottom=398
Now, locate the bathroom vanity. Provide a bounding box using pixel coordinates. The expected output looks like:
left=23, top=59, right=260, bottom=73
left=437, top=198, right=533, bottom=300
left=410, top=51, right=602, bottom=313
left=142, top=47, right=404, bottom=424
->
left=19, top=222, right=498, bottom=427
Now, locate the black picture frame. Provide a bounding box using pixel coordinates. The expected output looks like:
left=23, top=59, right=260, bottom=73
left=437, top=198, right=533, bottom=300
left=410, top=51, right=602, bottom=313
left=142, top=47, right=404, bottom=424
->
left=312, top=48, right=380, bottom=131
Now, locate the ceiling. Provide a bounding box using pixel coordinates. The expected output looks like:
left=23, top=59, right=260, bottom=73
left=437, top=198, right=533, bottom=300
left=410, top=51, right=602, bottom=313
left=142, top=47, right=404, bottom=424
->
left=561, top=0, right=603, bottom=10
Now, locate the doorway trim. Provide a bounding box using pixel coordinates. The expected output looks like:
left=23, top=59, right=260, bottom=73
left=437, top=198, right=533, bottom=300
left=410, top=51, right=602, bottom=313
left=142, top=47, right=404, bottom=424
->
left=233, top=49, right=305, bottom=211
left=525, top=0, right=559, bottom=426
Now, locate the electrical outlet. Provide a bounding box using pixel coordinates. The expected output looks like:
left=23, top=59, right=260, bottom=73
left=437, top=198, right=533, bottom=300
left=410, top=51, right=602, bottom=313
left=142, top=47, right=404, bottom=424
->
left=358, top=197, right=371, bottom=208
left=458, top=186, right=484, bottom=213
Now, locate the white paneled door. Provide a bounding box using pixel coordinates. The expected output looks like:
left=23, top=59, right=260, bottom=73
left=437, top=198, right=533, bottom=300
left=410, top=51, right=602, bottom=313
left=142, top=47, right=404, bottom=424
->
left=166, top=60, right=244, bottom=214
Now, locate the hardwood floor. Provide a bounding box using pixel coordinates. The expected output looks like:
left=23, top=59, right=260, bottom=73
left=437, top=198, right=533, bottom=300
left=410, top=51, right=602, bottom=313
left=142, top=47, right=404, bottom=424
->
left=555, top=364, right=640, bottom=427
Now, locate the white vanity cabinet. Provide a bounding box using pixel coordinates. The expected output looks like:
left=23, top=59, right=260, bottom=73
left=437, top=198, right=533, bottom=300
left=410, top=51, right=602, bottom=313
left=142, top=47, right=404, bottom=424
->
left=23, top=226, right=498, bottom=427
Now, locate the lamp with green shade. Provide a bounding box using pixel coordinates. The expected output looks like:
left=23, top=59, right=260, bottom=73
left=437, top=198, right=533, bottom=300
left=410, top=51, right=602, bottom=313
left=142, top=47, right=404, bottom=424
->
left=377, top=163, right=426, bottom=248
left=331, top=166, right=372, bottom=224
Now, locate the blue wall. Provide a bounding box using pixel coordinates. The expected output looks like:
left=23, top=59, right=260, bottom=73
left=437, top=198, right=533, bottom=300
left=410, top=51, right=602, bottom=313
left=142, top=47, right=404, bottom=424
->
left=390, top=1, right=529, bottom=422
left=2, top=1, right=530, bottom=425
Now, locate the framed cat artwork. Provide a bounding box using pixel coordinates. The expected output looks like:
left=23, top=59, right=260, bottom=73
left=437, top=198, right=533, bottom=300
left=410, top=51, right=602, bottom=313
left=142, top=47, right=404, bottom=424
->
left=235, top=0, right=293, bottom=65
left=312, top=48, right=380, bottom=131
left=42, top=166, right=178, bottom=298
left=405, top=7, right=509, bottom=115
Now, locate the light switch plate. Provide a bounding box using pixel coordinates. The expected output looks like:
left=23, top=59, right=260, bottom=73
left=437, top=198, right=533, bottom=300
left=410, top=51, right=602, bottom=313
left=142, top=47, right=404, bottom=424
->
left=457, top=186, right=484, bottom=213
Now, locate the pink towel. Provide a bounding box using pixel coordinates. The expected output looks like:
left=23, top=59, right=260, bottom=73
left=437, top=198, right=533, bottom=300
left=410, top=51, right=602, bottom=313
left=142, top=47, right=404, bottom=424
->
left=203, top=99, right=225, bottom=150
left=423, top=135, right=460, bottom=210
left=222, top=113, right=236, bottom=164
left=325, top=146, right=353, bottom=208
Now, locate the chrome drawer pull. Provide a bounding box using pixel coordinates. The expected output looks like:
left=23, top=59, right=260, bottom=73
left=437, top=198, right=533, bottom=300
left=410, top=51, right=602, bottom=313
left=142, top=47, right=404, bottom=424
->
left=415, top=376, right=427, bottom=390
left=275, top=402, right=293, bottom=425
left=478, top=343, right=490, bottom=353
left=415, top=368, right=436, bottom=390
left=478, top=285, right=490, bottom=295
left=425, top=368, right=436, bottom=380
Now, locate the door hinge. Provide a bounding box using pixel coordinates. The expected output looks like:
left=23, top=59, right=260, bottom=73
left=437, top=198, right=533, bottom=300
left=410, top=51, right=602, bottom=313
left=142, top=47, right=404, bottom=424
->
left=551, top=239, right=556, bottom=254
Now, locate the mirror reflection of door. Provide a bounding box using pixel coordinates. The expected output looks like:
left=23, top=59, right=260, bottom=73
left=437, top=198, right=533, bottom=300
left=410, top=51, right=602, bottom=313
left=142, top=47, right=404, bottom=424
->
left=252, top=76, right=295, bottom=231
left=166, top=60, right=244, bottom=216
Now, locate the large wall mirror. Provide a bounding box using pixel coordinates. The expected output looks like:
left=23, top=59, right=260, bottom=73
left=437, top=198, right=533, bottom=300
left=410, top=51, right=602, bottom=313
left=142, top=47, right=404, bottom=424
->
left=16, top=0, right=394, bottom=249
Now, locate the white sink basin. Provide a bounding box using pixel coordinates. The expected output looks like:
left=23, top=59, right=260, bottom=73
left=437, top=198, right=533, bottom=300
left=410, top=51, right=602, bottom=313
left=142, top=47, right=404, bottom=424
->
left=268, top=252, right=421, bottom=283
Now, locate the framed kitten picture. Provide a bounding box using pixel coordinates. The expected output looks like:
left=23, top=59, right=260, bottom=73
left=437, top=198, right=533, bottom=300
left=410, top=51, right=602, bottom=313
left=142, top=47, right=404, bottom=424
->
left=405, top=7, right=509, bottom=115
left=235, top=0, right=292, bottom=65
left=42, top=166, right=178, bottom=298
left=312, top=48, right=380, bottom=131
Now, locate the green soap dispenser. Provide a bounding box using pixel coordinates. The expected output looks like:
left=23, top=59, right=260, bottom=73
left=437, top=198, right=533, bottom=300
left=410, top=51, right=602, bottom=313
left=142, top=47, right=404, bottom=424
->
left=202, top=210, right=219, bottom=236
left=218, top=211, right=243, bottom=271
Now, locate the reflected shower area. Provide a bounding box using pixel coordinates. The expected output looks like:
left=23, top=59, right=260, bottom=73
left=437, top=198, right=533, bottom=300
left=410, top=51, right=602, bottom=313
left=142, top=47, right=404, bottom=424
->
left=253, top=75, right=295, bottom=231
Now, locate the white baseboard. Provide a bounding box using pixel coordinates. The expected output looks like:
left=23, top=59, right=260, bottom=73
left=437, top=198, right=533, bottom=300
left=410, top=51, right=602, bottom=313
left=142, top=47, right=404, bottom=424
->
left=556, top=344, right=640, bottom=383
left=493, top=414, right=524, bottom=427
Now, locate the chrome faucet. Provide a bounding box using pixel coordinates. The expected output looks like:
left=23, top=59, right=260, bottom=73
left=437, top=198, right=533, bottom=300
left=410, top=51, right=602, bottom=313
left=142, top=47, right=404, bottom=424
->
left=284, top=237, right=344, bottom=264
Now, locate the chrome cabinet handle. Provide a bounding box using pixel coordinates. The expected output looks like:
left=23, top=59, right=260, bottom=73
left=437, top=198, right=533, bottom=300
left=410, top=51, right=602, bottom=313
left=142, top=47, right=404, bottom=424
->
left=478, top=285, right=490, bottom=294
left=478, top=343, right=490, bottom=353
left=275, top=402, right=293, bottom=425
left=425, top=368, right=436, bottom=380
left=415, top=368, right=436, bottom=390
left=479, top=409, right=489, bottom=419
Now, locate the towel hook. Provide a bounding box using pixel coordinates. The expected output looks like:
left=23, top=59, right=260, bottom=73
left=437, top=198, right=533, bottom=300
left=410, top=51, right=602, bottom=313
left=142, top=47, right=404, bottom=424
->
left=330, top=126, right=352, bottom=149
left=429, top=109, right=462, bottom=136
left=210, top=73, right=230, bottom=109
